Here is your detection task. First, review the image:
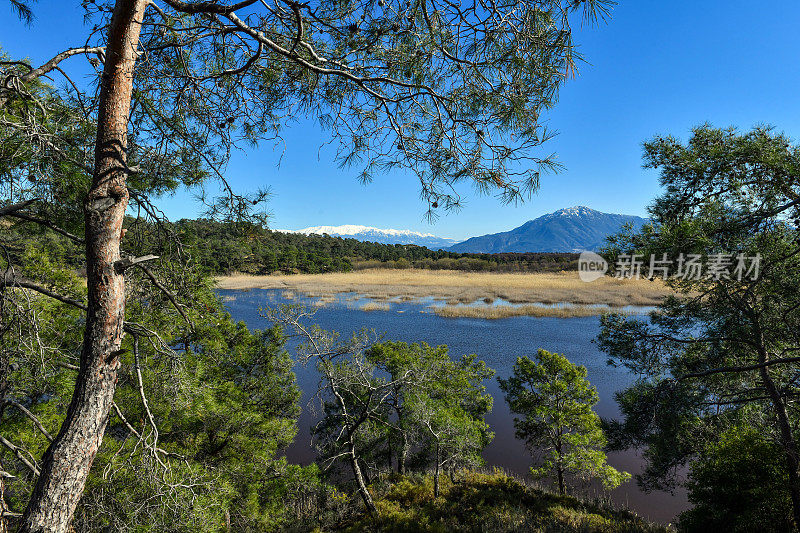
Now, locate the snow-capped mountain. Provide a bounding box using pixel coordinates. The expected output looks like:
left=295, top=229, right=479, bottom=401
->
left=279, top=224, right=460, bottom=250
left=448, top=206, right=648, bottom=253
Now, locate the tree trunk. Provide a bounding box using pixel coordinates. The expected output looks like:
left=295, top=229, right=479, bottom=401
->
left=360, top=458, right=372, bottom=486
left=759, top=361, right=800, bottom=529
left=554, top=437, right=566, bottom=496
left=434, top=443, right=441, bottom=497
left=0, top=458, right=8, bottom=533
left=398, top=431, right=409, bottom=475
left=0, top=348, right=9, bottom=532
left=20, top=1, right=147, bottom=531
left=349, top=444, right=376, bottom=515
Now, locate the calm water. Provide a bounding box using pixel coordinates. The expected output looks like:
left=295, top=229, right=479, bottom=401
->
left=219, top=289, right=688, bottom=524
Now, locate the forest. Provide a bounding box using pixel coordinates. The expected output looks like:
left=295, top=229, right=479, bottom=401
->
left=151, top=219, right=579, bottom=275
left=5, top=215, right=579, bottom=275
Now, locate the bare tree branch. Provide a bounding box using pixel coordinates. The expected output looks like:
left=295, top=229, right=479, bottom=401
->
left=2, top=400, right=54, bottom=442
left=0, top=434, right=39, bottom=476
left=676, top=356, right=800, bottom=381
left=0, top=273, right=87, bottom=311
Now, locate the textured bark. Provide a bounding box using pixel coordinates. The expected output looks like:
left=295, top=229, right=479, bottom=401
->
left=555, top=437, right=565, bottom=495
left=20, top=1, right=147, bottom=531
left=1, top=305, right=12, bottom=532
left=750, top=324, right=800, bottom=530
left=359, top=458, right=372, bottom=486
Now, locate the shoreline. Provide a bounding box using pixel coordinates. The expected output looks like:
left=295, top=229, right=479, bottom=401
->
left=215, top=269, right=672, bottom=308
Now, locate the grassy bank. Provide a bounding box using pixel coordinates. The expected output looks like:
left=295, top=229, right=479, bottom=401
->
left=304, top=471, right=669, bottom=532
left=216, top=269, right=671, bottom=307
left=432, top=304, right=643, bottom=319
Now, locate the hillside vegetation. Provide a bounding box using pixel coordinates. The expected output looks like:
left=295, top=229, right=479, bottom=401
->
left=299, top=471, right=667, bottom=533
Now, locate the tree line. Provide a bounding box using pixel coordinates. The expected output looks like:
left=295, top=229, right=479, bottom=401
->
left=7, top=216, right=579, bottom=276
left=147, top=218, right=580, bottom=275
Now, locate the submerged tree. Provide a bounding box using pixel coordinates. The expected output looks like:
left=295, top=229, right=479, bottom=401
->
left=597, top=125, right=800, bottom=529
left=1, top=0, right=613, bottom=528
left=499, top=350, right=628, bottom=495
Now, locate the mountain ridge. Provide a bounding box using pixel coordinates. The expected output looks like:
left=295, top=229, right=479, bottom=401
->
left=277, top=207, right=648, bottom=253
left=448, top=206, right=648, bottom=253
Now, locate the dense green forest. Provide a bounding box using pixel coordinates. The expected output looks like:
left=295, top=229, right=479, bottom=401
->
left=6, top=216, right=579, bottom=276
left=163, top=219, right=580, bottom=275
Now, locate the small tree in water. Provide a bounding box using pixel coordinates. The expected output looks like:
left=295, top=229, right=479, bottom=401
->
left=499, top=350, right=629, bottom=495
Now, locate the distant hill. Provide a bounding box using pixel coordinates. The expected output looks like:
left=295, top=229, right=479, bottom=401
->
left=449, top=206, right=648, bottom=253
left=279, top=224, right=460, bottom=250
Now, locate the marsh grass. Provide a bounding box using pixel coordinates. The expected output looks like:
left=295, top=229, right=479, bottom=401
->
left=431, top=305, right=642, bottom=319
left=311, top=296, right=336, bottom=308
left=360, top=302, right=392, bottom=312
left=217, top=269, right=672, bottom=307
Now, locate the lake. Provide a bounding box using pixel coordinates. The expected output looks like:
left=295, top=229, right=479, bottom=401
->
left=219, top=288, right=688, bottom=524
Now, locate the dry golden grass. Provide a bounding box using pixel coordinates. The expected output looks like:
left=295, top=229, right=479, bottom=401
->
left=311, top=296, right=336, bottom=308
left=360, top=302, right=393, bottom=312
left=216, top=269, right=672, bottom=307
left=432, top=304, right=642, bottom=319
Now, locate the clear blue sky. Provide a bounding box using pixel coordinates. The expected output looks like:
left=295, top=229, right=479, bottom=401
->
left=3, top=1, right=800, bottom=240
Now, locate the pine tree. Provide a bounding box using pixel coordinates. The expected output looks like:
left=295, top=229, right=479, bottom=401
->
left=499, top=350, right=629, bottom=495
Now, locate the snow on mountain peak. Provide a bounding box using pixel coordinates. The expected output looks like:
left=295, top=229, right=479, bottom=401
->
left=551, top=206, right=598, bottom=217
left=289, top=224, right=438, bottom=238
left=274, top=224, right=459, bottom=249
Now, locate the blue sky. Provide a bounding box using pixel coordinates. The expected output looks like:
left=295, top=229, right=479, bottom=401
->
left=4, top=1, right=800, bottom=240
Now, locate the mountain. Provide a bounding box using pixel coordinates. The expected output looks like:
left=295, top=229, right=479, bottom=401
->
left=448, top=206, right=648, bottom=253
left=280, top=224, right=460, bottom=249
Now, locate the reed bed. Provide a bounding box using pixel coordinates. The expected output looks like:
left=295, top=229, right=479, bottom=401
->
left=216, top=269, right=671, bottom=307
left=360, top=302, right=392, bottom=312
left=432, top=304, right=642, bottom=319
left=311, top=296, right=337, bottom=308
